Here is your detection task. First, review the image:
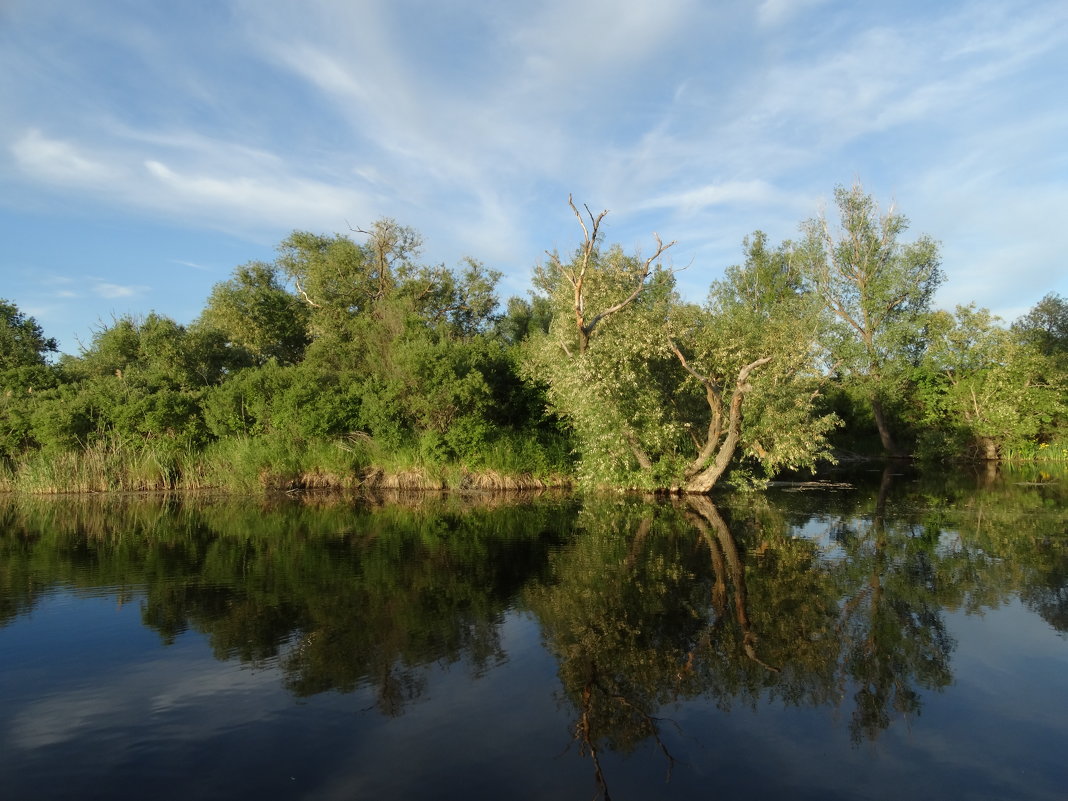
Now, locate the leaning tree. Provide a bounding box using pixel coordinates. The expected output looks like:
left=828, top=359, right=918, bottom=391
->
left=524, top=199, right=836, bottom=492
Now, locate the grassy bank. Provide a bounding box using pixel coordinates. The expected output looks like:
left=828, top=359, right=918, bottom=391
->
left=0, top=434, right=572, bottom=494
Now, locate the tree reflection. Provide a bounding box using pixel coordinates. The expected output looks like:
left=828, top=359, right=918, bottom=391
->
left=827, top=466, right=955, bottom=742
left=0, top=493, right=576, bottom=715
left=525, top=476, right=978, bottom=789
left=0, top=471, right=1065, bottom=785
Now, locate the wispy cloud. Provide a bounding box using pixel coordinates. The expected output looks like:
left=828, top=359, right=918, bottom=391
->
left=9, top=128, right=377, bottom=236
left=171, top=259, right=212, bottom=271
left=756, top=0, right=831, bottom=27
left=11, top=129, right=114, bottom=184
left=638, top=180, right=785, bottom=215
left=92, top=281, right=146, bottom=299
left=1, top=0, right=1066, bottom=346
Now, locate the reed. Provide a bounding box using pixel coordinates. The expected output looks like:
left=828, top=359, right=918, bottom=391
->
left=1000, top=439, right=1068, bottom=463
left=0, top=432, right=572, bottom=495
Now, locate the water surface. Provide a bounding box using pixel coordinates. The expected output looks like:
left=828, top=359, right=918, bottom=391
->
left=1, top=468, right=1066, bottom=800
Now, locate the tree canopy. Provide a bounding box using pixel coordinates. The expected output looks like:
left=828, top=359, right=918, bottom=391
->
left=1, top=192, right=1065, bottom=492
left=0, top=299, right=57, bottom=371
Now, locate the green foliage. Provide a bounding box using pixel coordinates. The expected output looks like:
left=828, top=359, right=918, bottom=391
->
left=914, top=304, right=1067, bottom=459
left=7, top=198, right=1061, bottom=493
left=697, top=232, right=839, bottom=475
left=200, top=261, right=310, bottom=365
left=525, top=249, right=682, bottom=487
left=798, top=185, right=943, bottom=453
left=68, top=313, right=244, bottom=390
left=524, top=223, right=836, bottom=491
left=0, top=298, right=57, bottom=369
left=0, top=366, right=62, bottom=459
left=201, top=362, right=361, bottom=442
left=276, top=220, right=422, bottom=342
left=28, top=377, right=209, bottom=451
left=494, top=295, right=554, bottom=344
left=28, top=382, right=103, bottom=450
left=1013, top=292, right=1068, bottom=359
left=401, top=257, right=502, bottom=340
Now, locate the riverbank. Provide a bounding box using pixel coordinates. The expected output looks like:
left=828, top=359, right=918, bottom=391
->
left=0, top=435, right=572, bottom=494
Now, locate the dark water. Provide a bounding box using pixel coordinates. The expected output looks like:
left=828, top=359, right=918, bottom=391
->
left=1, top=467, right=1066, bottom=801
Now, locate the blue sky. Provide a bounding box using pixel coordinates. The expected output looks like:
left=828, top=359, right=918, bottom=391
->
left=2, top=0, right=1066, bottom=355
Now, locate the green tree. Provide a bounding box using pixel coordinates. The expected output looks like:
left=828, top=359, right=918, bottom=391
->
left=0, top=299, right=57, bottom=369
left=277, top=220, right=422, bottom=344
left=798, top=185, right=943, bottom=455
left=199, top=261, right=310, bottom=365
left=493, top=295, right=554, bottom=345
left=0, top=301, right=61, bottom=457
left=1013, top=292, right=1068, bottom=358
left=525, top=202, right=835, bottom=492
left=525, top=201, right=684, bottom=485
left=26, top=313, right=246, bottom=451
left=272, top=221, right=541, bottom=463
left=668, top=233, right=838, bottom=490
left=69, top=313, right=239, bottom=390
left=400, top=258, right=502, bottom=340
left=916, top=304, right=1066, bottom=459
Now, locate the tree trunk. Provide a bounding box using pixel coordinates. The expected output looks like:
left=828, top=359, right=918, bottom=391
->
left=870, top=397, right=900, bottom=456
left=683, top=358, right=770, bottom=493
left=624, top=431, right=654, bottom=471
left=683, top=398, right=744, bottom=493
left=978, top=436, right=999, bottom=461
left=679, top=357, right=770, bottom=494
left=686, top=497, right=777, bottom=672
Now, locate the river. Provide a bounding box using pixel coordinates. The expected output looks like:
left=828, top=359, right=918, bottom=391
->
left=1, top=465, right=1065, bottom=800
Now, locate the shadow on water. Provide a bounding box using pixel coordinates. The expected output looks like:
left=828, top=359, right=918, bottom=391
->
left=0, top=466, right=1066, bottom=798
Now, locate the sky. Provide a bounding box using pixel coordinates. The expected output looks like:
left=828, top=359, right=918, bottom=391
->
left=1, top=0, right=1066, bottom=355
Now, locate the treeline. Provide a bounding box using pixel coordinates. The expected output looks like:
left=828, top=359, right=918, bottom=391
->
left=1, top=186, right=1066, bottom=493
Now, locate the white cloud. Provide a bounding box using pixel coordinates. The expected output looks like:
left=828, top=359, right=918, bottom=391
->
left=638, top=180, right=784, bottom=215
left=506, top=0, right=698, bottom=95
left=141, top=157, right=376, bottom=231
left=757, top=0, right=831, bottom=27
left=11, top=129, right=114, bottom=184
left=8, top=128, right=376, bottom=237
left=93, top=282, right=145, bottom=299
left=171, top=259, right=212, bottom=271
left=272, top=41, right=367, bottom=101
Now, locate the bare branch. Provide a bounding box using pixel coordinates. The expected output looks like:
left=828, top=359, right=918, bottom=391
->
left=293, top=278, right=322, bottom=309
left=583, top=234, right=676, bottom=339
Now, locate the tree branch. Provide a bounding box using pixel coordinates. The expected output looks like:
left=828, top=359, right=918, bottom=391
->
left=293, top=278, right=322, bottom=309
left=684, top=357, right=772, bottom=492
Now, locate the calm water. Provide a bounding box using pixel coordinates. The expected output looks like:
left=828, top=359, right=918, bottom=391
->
left=1, top=467, right=1066, bottom=800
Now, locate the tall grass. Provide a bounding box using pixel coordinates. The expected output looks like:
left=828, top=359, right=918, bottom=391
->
left=5, top=438, right=182, bottom=493
left=186, top=435, right=374, bottom=492
left=0, top=430, right=574, bottom=494
left=1000, top=438, right=1068, bottom=463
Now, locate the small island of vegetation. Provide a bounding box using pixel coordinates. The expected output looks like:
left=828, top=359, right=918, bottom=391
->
left=2, top=184, right=1066, bottom=494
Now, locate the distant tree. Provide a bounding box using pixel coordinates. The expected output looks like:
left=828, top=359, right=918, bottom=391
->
left=400, top=258, right=502, bottom=340
left=71, top=313, right=239, bottom=390
left=797, top=185, right=942, bottom=455
left=916, top=304, right=1065, bottom=460
left=277, top=220, right=422, bottom=340
left=1013, top=292, right=1068, bottom=359
left=494, top=295, right=554, bottom=345
left=0, top=299, right=57, bottom=370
